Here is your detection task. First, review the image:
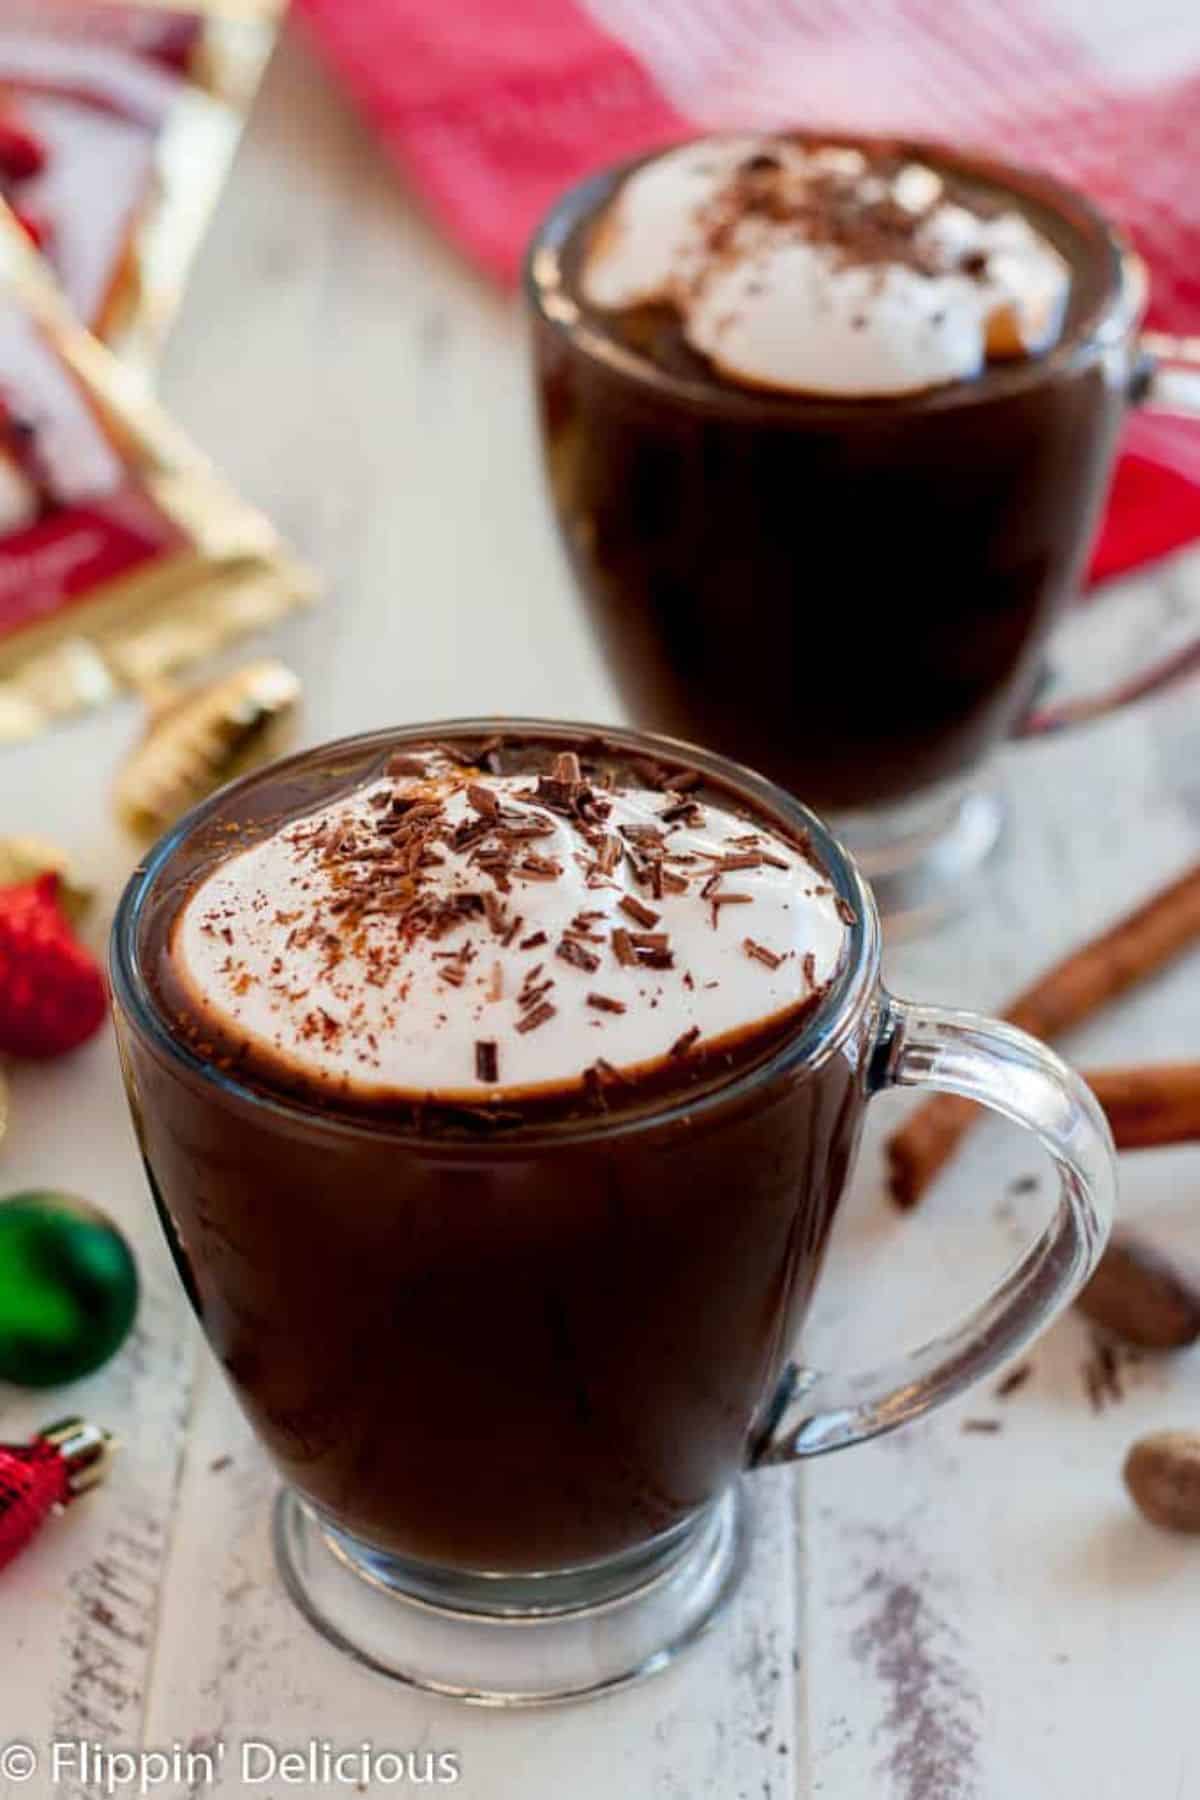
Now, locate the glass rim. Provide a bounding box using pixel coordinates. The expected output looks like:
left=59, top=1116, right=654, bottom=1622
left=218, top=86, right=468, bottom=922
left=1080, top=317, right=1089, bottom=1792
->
left=109, top=716, right=882, bottom=1152
left=524, top=130, right=1146, bottom=418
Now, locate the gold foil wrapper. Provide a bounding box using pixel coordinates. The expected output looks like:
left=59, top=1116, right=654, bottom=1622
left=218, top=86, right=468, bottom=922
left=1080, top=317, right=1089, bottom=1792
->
left=0, top=0, right=284, bottom=371
left=115, top=657, right=302, bottom=838
left=0, top=837, right=93, bottom=922
left=0, top=210, right=314, bottom=741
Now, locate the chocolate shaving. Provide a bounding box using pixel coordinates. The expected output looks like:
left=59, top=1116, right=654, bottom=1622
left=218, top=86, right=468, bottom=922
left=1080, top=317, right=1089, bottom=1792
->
left=660, top=799, right=704, bottom=827
left=670, top=1026, right=701, bottom=1058
left=557, top=936, right=601, bottom=974
left=552, top=750, right=583, bottom=783
left=569, top=910, right=606, bottom=940
left=429, top=740, right=478, bottom=766
left=802, top=951, right=817, bottom=986
left=582, top=1056, right=631, bottom=1107
left=619, top=894, right=661, bottom=928
left=594, top=834, right=622, bottom=875
left=744, top=938, right=783, bottom=969
left=466, top=783, right=500, bottom=817
left=385, top=753, right=428, bottom=777
left=515, top=1000, right=556, bottom=1034
left=531, top=762, right=612, bottom=826
left=587, top=993, right=627, bottom=1014
left=475, top=1040, right=498, bottom=1083
left=482, top=891, right=508, bottom=936
left=630, top=757, right=671, bottom=790
left=518, top=930, right=547, bottom=950
left=451, top=818, right=492, bottom=853
left=620, top=823, right=667, bottom=849
left=591, top=1056, right=628, bottom=1082
left=836, top=896, right=857, bottom=925
left=611, top=928, right=638, bottom=967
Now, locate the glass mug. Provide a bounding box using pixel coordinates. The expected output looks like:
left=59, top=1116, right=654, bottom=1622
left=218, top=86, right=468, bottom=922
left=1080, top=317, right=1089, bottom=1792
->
left=110, top=719, right=1115, bottom=1705
left=527, top=136, right=1200, bottom=929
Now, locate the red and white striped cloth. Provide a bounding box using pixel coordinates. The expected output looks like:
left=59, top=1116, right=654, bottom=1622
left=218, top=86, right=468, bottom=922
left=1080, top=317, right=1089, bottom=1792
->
left=298, top=0, right=1200, bottom=583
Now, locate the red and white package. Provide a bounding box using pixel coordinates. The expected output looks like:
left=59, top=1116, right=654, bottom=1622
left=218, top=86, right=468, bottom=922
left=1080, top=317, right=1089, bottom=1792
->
left=0, top=206, right=312, bottom=740
left=0, top=1, right=281, bottom=367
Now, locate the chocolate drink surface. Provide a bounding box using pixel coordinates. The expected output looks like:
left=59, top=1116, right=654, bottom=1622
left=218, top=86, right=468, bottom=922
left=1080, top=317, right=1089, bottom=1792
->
left=528, top=135, right=1131, bottom=812
left=116, top=725, right=869, bottom=1571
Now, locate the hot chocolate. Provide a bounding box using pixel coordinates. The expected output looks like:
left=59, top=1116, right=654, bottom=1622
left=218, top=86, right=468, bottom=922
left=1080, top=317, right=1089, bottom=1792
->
left=111, top=720, right=1116, bottom=1700
left=119, top=725, right=864, bottom=1571
left=528, top=133, right=1133, bottom=817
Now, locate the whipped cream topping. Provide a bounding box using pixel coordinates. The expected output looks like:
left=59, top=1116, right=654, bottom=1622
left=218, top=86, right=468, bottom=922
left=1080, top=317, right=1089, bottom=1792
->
left=581, top=138, right=1071, bottom=397
left=173, top=749, right=850, bottom=1101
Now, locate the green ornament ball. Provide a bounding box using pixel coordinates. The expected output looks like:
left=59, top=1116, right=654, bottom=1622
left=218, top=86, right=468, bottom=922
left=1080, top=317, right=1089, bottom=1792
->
left=0, top=1191, right=139, bottom=1388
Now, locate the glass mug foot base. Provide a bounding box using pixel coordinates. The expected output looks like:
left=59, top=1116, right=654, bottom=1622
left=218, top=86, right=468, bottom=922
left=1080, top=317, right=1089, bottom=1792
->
left=273, top=1484, right=751, bottom=1706
left=833, top=783, right=1005, bottom=936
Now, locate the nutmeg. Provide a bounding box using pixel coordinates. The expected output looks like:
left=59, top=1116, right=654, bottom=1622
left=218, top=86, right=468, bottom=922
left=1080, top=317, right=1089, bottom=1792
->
left=1075, top=1233, right=1200, bottom=1349
left=1124, top=1431, right=1200, bottom=1533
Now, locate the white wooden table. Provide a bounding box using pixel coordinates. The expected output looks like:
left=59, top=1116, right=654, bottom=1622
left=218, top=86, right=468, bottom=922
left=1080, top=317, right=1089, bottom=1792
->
left=4, top=27, right=1200, bottom=1799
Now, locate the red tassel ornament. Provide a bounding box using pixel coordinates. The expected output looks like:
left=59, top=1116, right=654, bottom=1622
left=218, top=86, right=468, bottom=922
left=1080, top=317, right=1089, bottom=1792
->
left=0, top=1419, right=111, bottom=1573
left=0, top=873, right=108, bottom=1059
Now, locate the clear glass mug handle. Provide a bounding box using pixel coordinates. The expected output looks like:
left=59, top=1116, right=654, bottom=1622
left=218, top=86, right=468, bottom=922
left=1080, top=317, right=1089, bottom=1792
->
left=1136, top=332, right=1200, bottom=419
left=1019, top=330, right=1200, bottom=737
left=755, top=994, right=1115, bottom=1462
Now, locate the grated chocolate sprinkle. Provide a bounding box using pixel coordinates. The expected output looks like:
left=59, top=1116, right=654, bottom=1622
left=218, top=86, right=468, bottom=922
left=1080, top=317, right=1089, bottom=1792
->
left=557, top=935, right=602, bottom=974
left=744, top=938, right=783, bottom=969
left=611, top=927, right=638, bottom=967
left=515, top=1001, right=556, bottom=1034
left=619, top=893, right=660, bottom=928
left=466, top=783, right=500, bottom=818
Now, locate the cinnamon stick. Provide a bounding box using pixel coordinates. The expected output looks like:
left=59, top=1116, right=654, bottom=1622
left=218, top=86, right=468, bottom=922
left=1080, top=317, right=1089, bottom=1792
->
left=1076, top=1231, right=1200, bottom=1348
left=1084, top=1062, right=1200, bottom=1151
left=886, top=860, right=1200, bottom=1206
